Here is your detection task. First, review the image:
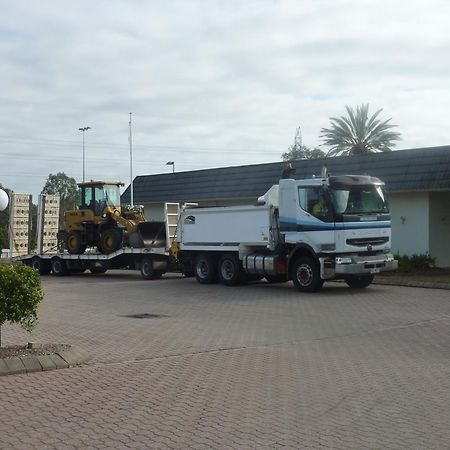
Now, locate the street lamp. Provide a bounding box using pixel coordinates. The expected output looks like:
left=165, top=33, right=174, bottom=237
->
left=166, top=161, right=175, bottom=173
left=78, top=126, right=91, bottom=182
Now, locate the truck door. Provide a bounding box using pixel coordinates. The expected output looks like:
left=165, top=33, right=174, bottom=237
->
left=296, top=186, right=335, bottom=250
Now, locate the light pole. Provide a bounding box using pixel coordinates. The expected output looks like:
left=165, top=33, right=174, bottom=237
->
left=166, top=161, right=175, bottom=173
left=78, top=126, right=91, bottom=182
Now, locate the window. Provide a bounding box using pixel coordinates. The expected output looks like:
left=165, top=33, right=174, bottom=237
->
left=330, top=185, right=389, bottom=215
left=298, top=187, right=332, bottom=221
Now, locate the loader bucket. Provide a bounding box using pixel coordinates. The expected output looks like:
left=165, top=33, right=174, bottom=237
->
left=129, top=221, right=167, bottom=248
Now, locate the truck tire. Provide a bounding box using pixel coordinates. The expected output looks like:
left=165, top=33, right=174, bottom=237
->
left=194, top=253, right=218, bottom=284
left=140, top=257, right=163, bottom=280
left=344, top=274, right=374, bottom=289
left=66, top=231, right=86, bottom=254
left=31, top=256, right=51, bottom=275
left=218, top=253, right=244, bottom=286
left=51, top=257, right=68, bottom=276
left=100, top=228, right=122, bottom=254
left=291, top=255, right=323, bottom=292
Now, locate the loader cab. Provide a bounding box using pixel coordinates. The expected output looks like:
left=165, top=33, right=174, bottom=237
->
left=78, top=181, right=124, bottom=216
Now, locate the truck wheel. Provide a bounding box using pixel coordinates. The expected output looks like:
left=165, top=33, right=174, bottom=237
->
left=265, top=274, right=287, bottom=283
left=291, top=256, right=323, bottom=292
left=140, top=257, right=163, bottom=280
left=100, top=228, right=122, bottom=254
left=194, top=253, right=218, bottom=284
left=31, top=257, right=51, bottom=275
left=66, top=231, right=86, bottom=254
left=344, top=274, right=374, bottom=289
left=51, top=257, right=68, bottom=276
left=218, top=253, right=243, bottom=286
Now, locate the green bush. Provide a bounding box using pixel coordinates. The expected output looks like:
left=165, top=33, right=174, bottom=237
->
left=0, top=264, right=44, bottom=346
left=394, top=253, right=435, bottom=272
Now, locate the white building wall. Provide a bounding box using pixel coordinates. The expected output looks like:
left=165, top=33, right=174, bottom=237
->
left=143, top=203, right=166, bottom=221
left=429, top=192, right=450, bottom=267
left=389, top=192, right=430, bottom=257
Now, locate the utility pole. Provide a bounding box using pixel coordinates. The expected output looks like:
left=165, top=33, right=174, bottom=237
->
left=129, top=112, right=134, bottom=207
left=78, top=126, right=91, bottom=182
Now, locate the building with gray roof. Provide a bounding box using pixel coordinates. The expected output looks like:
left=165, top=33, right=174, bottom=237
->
left=122, top=146, right=450, bottom=267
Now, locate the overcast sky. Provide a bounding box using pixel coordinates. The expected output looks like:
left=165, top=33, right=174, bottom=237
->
left=1, top=0, right=449, bottom=199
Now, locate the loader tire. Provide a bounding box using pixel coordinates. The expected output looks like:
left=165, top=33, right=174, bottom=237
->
left=100, top=228, right=122, bottom=254
left=66, top=231, right=86, bottom=254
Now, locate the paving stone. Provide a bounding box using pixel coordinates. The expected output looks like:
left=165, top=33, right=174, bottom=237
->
left=70, top=346, right=91, bottom=364
left=2, top=273, right=450, bottom=449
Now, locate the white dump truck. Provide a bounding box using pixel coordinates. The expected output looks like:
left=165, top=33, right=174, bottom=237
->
left=175, top=174, right=398, bottom=292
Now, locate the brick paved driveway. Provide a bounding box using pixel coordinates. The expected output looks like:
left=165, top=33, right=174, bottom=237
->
left=1, top=272, right=450, bottom=449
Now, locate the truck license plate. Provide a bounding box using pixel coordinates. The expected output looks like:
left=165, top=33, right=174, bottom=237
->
left=370, top=268, right=380, bottom=274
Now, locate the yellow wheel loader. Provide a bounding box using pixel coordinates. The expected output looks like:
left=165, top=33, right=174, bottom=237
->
left=57, top=181, right=165, bottom=254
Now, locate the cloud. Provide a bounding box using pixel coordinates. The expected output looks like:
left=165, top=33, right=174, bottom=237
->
left=0, top=0, right=449, bottom=198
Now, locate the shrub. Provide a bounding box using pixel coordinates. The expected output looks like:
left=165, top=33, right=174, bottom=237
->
left=0, top=264, right=44, bottom=347
left=394, top=253, right=436, bottom=273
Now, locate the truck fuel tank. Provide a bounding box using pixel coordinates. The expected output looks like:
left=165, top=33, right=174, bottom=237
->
left=243, top=254, right=285, bottom=276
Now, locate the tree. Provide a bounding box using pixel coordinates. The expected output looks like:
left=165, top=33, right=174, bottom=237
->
left=320, top=104, right=401, bottom=156
left=41, top=173, right=79, bottom=228
left=0, top=264, right=43, bottom=347
left=282, top=127, right=325, bottom=161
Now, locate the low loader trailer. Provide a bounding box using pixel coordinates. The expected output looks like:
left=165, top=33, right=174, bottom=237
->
left=17, top=245, right=172, bottom=280
left=15, top=220, right=175, bottom=280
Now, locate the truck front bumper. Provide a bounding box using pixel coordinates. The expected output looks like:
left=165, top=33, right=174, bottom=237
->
left=320, top=253, right=398, bottom=279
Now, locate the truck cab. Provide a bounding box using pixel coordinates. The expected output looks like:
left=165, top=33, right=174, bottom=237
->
left=279, top=175, right=397, bottom=283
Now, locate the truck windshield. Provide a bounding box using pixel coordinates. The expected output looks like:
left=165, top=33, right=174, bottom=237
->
left=330, top=185, right=389, bottom=215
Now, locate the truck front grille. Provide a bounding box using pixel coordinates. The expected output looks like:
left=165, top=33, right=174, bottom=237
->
left=346, top=237, right=389, bottom=247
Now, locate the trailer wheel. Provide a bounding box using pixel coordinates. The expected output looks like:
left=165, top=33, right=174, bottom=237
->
left=194, top=253, right=218, bottom=284
left=66, top=231, right=86, bottom=254
left=100, top=228, right=122, bottom=254
left=344, top=274, right=374, bottom=289
left=291, top=255, right=323, bottom=292
left=218, top=253, right=244, bottom=286
left=31, top=257, right=51, bottom=275
left=140, top=257, right=163, bottom=280
left=51, top=257, right=68, bottom=276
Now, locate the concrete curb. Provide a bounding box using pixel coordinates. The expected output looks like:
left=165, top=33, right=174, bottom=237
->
left=0, top=345, right=90, bottom=377
left=374, top=277, right=450, bottom=290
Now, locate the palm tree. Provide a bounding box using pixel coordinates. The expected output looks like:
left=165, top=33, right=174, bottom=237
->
left=320, top=104, right=401, bottom=156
